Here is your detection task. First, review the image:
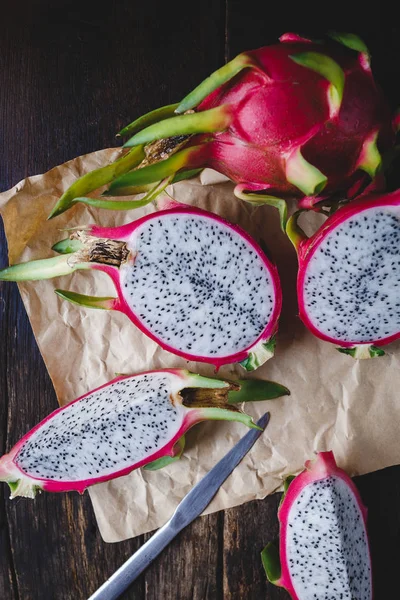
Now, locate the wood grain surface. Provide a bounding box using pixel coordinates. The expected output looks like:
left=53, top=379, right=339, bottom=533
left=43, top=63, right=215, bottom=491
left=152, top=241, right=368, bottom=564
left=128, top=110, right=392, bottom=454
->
left=1, top=3, right=400, bottom=599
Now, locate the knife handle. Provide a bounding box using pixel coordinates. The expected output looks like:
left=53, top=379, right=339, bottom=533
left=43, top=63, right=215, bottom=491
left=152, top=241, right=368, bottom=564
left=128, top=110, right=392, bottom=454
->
left=88, top=522, right=176, bottom=600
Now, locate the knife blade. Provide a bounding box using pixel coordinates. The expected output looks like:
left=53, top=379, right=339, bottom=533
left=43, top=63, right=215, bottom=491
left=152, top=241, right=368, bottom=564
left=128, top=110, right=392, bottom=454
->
left=88, top=412, right=270, bottom=600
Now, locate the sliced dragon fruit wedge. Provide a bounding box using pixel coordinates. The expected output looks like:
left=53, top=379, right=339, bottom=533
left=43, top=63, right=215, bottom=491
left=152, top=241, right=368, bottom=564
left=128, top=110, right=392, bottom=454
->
left=262, top=452, right=372, bottom=600
left=0, top=369, right=288, bottom=498
left=0, top=201, right=282, bottom=370
left=48, top=32, right=397, bottom=226
left=288, top=189, right=400, bottom=358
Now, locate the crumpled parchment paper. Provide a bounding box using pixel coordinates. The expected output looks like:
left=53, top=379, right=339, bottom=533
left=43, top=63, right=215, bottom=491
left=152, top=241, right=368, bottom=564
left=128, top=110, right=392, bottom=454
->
left=1, top=148, right=400, bottom=543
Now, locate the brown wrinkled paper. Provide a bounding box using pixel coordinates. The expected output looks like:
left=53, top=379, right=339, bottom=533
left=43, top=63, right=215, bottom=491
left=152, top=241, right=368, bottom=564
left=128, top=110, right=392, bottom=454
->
left=1, top=148, right=400, bottom=543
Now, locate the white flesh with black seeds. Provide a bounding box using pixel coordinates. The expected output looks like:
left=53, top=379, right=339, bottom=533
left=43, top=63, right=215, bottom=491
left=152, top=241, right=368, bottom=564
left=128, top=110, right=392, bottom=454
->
left=304, top=206, right=400, bottom=342
left=287, top=476, right=371, bottom=599
left=120, top=213, right=275, bottom=357
left=15, top=373, right=184, bottom=481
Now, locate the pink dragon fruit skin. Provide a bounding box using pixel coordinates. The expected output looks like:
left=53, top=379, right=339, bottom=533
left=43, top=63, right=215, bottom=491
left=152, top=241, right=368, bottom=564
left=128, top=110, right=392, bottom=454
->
left=262, top=452, right=372, bottom=599
left=196, top=36, right=393, bottom=202
left=289, top=189, right=400, bottom=358
left=0, top=201, right=282, bottom=371
left=49, top=33, right=397, bottom=224
left=0, top=369, right=266, bottom=498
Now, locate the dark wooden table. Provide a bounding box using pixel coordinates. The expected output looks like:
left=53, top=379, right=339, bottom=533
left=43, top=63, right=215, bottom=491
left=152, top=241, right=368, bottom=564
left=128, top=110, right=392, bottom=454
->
left=1, top=4, right=400, bottom=599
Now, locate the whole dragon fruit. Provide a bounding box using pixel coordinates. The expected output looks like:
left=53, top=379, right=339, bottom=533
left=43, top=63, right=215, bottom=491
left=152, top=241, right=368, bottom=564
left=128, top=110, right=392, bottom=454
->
left=262, top=451, right=372, bottom=599
left=288, top=189, right=400, bottom=358
left=0, top=369, right=288, bottom=498
left=49, top=32, right=397, bottom=227
left=0, top=200, right=282, bottom=370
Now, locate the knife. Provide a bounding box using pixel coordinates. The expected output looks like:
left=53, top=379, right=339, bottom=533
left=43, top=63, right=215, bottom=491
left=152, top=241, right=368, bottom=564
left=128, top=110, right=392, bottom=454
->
left=88, top=412, right=270, bottom=600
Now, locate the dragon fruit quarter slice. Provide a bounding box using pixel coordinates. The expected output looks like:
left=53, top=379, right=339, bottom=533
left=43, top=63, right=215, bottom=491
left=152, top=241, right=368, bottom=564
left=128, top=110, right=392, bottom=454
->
left=288, top=189, right=400, bottom=358
left=0, top=202, right=282, bottom=371
left=262, top=452, right=372, bottom=600
left=0, top=369, right=288, bottom=498
left=48, top=32, right=397, bottom=226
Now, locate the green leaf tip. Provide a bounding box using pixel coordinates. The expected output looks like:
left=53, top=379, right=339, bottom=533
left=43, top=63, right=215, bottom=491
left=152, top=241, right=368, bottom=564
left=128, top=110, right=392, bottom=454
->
left=184, top=372, right=230, bottom=391
left=55, top=289, right=116, bottom=310
left=176, top=53, right=258, bottom=113
left=356, top=131, right=382, bottom=178
left=7, top=481, right=19, bottom=494
left=239, top=337, right=276, bottom=371
left=0, top=254, right=80, bottom=282
left=328, top=32, right=369, bottom=55
left=337, top=345, right=385, bottom=359
left=73, top=176, right=171, bottom=212
left=369, top=346, right=386, bottom=358
left=261, top=542, right=282, bottom=584
left=118, top=103, right=180, bottom=138
left=72, top=195, right=155, bottom=211
left=228, top=379, right=290, bottom=404
left=7, top=479, right=40, bottom=499
left=108, top=145, right=203, bottom=194
left=283, top=475, right=296, bottom=494
left=278, top=474, right=296, bottom=508
left=124, top=106, right=232, bottom=148
left=198, top=407, right=262, bottom=431
left=286, top=147, right=328, bottom=197
left=52, top=238, right=83, bottom=254
left=103, top=169, right=202, bottom=199
left=144, top=437, right=186, bottom=471
left=286, top=211, right=308, bottom=251
left=234, top=187, right=288, bottom=232
left=172, top=168, right=203, bottom=183
left=48, top=146, right=146, bottom=219
left=290, top=51, right=345, bottom=115
left=143, top=455, right=179, bottom=471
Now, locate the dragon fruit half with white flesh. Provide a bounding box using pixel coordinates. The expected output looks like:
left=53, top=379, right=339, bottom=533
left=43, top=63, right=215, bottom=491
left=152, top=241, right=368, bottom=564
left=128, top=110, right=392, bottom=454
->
left=287, top=189, right=400, bottom=358
left=262, top=451, right=372, bottom=599
left=0, top=369, right=289, bottom=498
left=48, top=32, right=397, bottom=227
left=0, top=200, right=282, bottom=370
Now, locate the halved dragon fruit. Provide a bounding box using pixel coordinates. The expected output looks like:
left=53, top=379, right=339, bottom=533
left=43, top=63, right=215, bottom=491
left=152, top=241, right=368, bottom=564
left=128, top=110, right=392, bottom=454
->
left=262, top=451, right=372, bottom=599
left=49, top=32, right=397, bottom=227
left=0, top=369, right=288, bottom=498
left=288, top=189, right=400, bottom=358
left=0, top=201, right=282, bottom=370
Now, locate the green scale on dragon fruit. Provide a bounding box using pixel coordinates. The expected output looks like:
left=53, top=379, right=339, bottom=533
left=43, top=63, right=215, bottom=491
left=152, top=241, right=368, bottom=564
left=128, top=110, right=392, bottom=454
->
left=0, top=199, right=282, bottom=370
left=262, top=452, right=372, bottom=600
left=287, top=189, right=400, bottom=358
left=48, top=32, right=398, bottom=231
left=0, top=369, right=289, bottom=498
